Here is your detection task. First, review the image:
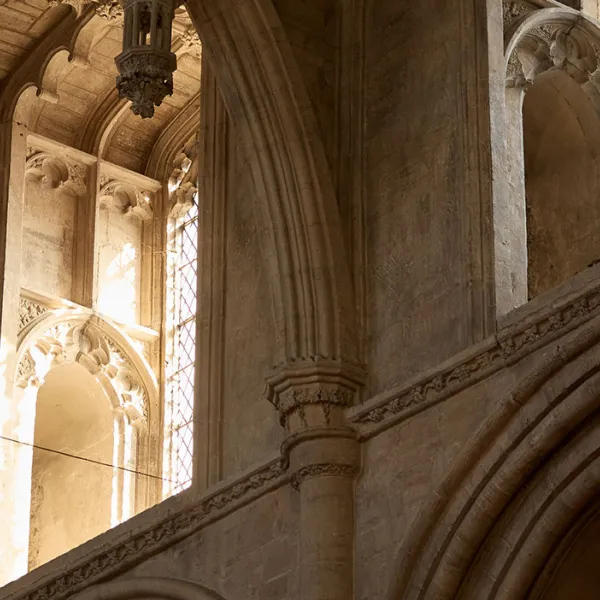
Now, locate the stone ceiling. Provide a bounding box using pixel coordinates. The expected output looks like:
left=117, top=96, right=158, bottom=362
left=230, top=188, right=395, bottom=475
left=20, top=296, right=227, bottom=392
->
left=0, top=0, right=201, bottom=176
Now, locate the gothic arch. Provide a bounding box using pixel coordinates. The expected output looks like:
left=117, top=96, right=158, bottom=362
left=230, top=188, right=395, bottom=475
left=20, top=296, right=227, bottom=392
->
left=389, top=312, right=600, bottom=600
left=70, top=577, right=225, bottom=600
left=16, top=309, right=158, bottom=426
left=185, top=0, right=358, bottom=368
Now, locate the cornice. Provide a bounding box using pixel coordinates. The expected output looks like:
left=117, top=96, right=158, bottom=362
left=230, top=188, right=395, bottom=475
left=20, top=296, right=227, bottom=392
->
left=0, top=456, right=288, bottom=600
left=349, top=265, right=600, bottom=439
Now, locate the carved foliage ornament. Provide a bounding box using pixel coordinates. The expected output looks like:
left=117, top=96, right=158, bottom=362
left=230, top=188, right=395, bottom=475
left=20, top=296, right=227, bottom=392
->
left=506, top=23, right=598, bottom=88
left=168, top=135, right=198, bottom=218
left=25, top=149, right=87, bottom=197
left=15, top=320, right=149, bottom=424
left=99, top=176, right=153, bottom=220
left=19, top=297, right=50, bottom=331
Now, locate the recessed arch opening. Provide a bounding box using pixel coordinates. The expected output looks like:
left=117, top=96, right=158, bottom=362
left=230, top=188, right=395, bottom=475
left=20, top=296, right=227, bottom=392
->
left=522, top=69, right=600, bottom=299
left=28, top=362, right=116, bottom=569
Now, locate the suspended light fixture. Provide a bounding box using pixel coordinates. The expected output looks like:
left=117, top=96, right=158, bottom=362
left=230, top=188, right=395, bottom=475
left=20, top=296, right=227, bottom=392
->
left=115, top=0, right=179, bottom=118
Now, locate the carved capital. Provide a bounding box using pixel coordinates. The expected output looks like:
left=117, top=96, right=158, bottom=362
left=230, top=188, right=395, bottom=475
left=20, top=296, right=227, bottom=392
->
left=265, top=359, right=365, bottom=431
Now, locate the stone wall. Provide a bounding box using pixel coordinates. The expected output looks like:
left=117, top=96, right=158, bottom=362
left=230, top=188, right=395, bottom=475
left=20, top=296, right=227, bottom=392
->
left=364, top=0, right=493, bottom=395
left=21, top=181, right=76, bottom=300
left=220, top=126, right=282, bottom=478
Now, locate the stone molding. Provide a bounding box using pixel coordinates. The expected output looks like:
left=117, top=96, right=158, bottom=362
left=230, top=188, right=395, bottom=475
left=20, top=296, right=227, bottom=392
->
left=350, top=274, right=600, bottom=438
left=290, top=463, right=359, bottom=490
left=2, top=456, right=288, bottom=600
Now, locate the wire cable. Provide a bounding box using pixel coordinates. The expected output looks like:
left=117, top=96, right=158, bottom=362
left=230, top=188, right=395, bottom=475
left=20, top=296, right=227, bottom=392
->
left=0, top=434, right=174, bottom=484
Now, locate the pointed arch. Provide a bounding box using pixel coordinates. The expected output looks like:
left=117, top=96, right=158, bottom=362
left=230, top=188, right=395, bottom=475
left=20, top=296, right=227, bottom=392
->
left=184, top=0, right=358, bottom=365
left=70, top=577, right=226, bottom=600
left=390, top=313, right=600, bottom=600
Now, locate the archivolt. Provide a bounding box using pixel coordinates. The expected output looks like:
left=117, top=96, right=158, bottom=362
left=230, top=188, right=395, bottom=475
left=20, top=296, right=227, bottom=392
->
left=390, top=313, right=600, bottom=600
left=70, top=577, right=225, bottom=600
left=185, top=0, right=357, bottom=365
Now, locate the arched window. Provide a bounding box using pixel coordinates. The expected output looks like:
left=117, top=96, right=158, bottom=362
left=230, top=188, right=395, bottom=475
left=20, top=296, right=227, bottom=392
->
left=163, top=192, right=198, bottom=497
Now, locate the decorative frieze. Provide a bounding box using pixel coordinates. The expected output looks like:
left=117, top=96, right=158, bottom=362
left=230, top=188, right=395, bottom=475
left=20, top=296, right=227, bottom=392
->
left=351, top=285, right=600, bottom=437
left=290, top=463, right=359, bottom=490
left=10, top=456, right=288, bottom=600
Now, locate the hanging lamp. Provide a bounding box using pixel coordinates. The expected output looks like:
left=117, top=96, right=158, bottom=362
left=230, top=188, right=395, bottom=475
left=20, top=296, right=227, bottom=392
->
left=115, top=0, right=179, bottom=118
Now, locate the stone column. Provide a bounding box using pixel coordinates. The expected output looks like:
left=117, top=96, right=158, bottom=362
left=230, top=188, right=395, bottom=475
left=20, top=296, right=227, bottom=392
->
left=0, top=118, right=31, bottom=586
left=268, top=362, right=364, bottom=600
left=494, top=74, right=529, bottom=316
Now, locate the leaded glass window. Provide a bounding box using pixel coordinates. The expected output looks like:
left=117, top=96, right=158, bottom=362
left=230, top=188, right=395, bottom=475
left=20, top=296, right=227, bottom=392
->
left=163, top=195, right=198, bottom=497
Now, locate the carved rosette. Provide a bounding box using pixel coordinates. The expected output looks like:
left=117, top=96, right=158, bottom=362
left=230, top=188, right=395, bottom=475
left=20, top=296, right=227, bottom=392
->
left=25, top=149, right=87, bottom=197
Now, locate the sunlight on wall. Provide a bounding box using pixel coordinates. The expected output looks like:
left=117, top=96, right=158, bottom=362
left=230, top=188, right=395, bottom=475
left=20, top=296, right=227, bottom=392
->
left=97, top=242, right=138, bottom=324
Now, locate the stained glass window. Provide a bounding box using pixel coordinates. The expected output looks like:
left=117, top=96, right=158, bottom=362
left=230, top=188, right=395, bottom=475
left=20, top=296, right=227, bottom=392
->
left=163, top=195, right=198, bottom=497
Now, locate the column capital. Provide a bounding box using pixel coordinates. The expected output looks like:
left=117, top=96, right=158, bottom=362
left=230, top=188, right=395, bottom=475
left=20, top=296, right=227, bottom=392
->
left=264, top=358, right=366, bottom=432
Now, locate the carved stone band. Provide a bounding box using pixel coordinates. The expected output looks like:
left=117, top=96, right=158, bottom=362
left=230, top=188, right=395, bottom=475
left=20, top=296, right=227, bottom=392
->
left=290, top=463, right=359, bottom=490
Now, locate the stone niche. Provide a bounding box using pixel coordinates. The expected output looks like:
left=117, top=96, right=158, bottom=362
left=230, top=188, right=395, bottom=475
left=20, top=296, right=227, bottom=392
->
left=22, top=149, right=88, bottom=301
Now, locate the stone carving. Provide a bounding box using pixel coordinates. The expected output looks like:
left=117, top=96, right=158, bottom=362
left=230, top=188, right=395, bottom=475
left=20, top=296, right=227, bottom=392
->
left=99, top=177, right=153, bottom=220
left=290, top=463, right=359, bottom=490
left=275, top=385, right=355, bottom=427
left=16, top=456, right=288, bottom=600
left=502, top=0, right=534, bottom=31
left=179, top=27, right=201, bottom=57
left=25, top=150, right=87, bottom=197
left=16, top=350, right=36, bottom=388
left=16, top=318, right=150, bottom=422
left=46, top=0, right=123, bottom=20
left=506, top=22, right=598, bottom=87
left=352, top=286, right=600, bottom=433
left=169, top=136, right=198, bottom=218
left=19, top=297, right=50, bottom=331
